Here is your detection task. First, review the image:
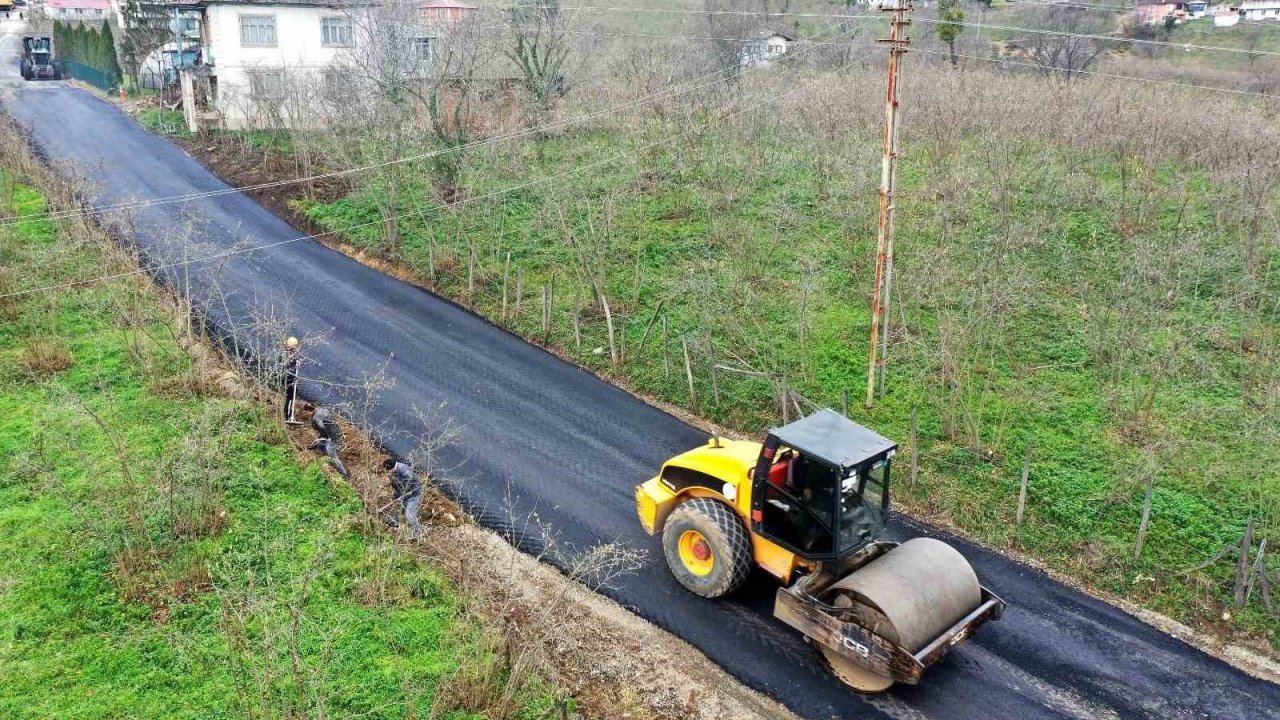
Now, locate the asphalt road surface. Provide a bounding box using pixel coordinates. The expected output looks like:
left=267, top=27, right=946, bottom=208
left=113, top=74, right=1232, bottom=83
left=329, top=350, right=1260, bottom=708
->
left=7, top=61, right=1278, bottom=720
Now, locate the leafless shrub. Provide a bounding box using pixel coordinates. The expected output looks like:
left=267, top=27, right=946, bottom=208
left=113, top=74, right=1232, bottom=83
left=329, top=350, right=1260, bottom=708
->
left=158, top=406, right=238, bottom=540
left=213, top=532, right=343, bottom=719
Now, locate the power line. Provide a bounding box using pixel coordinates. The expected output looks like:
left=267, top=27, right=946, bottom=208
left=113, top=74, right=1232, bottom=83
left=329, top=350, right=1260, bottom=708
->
left=0, top=28, right=791, bottom=230
left=2, top=25, right=863, bottom=301
left=499, top=17, right=1280, bottom=97
left=1012, top=0, right=1280, bottom=26
left=912, top=16, right=1280, bottom=57
left=6, top=16, right=1269, bottom=235
left=907, top=44, right=1280, bottom=97
left=468, top=3, right=1280, bottom=58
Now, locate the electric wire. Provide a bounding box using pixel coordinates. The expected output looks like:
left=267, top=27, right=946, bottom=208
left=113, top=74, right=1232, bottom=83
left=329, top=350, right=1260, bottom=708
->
left=0, top=23, right=861, bottom=300
left=466, top=2, right=1280, bottom=57
left=0, top=28, right=796, bottom=230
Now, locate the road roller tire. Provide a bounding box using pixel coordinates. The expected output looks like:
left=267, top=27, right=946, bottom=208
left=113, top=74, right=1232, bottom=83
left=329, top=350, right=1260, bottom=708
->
left=662, top=497, right=753, bottom=598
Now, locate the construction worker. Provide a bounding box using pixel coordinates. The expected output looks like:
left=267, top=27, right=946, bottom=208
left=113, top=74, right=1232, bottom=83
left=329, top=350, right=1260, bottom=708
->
left=304, top=403, right=348, bottom=477
left=383, top=457, right=423, bottom=538
left=282, top=336, right=300, bottom=423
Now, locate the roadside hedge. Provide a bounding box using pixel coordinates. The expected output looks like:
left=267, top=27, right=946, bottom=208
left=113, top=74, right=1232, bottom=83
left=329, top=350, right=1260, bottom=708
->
left=51, top=19, right=123, bottom=83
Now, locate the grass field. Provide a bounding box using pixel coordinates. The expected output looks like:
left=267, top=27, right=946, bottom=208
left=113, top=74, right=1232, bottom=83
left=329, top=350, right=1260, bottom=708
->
left=0, top=170, right=559, bottom=717
left=290, top=65, right=1279, bottom=645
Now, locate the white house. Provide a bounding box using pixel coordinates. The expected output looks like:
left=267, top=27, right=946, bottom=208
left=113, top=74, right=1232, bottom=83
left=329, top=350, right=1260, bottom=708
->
left=44, top=0, right=112, bottom=21
left=199, top=0, right=357, bottom=127
left=171, top=0, right=409, bottom=128
left=1239, top=0, right=1280, bottom=19
left=742, top=31, right=795, bottom=68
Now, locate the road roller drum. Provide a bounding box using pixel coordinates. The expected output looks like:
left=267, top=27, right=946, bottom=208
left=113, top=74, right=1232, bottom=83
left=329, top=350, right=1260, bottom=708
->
left=816, top=538, right=984, bottom=691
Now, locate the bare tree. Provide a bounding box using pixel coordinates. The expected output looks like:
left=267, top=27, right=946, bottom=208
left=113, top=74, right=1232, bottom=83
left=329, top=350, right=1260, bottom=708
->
left=1021, top=8, right=1106, bottom=80
left=507, top=0, right=574, bottom=127
left=118, top=0, right=173, bottom=89
left=414, top=12, right=502, bottom=200
left=704, top=0, right=759, bottom=86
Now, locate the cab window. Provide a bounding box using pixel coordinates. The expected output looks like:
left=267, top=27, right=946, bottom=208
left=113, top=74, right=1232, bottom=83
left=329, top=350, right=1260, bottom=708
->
left=837, top=458, right=890, bottom=552
left=760, top=450, right=836, bottom=556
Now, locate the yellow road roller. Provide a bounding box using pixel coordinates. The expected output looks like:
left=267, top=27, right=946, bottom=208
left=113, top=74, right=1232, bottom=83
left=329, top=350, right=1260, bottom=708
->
left=635, top=409, right=1005, bottom=691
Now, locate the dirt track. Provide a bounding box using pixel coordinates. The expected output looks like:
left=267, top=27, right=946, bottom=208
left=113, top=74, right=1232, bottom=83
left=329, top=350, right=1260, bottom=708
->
left=6, top=78, right=1280, bottom=719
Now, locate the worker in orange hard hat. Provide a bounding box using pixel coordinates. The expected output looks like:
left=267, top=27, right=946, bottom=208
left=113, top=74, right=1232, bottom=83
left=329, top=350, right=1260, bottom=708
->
left=282, top=336, right=301, bottom=423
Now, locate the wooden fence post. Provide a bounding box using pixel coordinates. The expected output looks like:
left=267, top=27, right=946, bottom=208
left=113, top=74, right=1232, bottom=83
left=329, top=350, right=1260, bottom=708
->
left=1246, top=538, right=1268, bottom=607
left=467, top=237, right=476, bottom=296
left=572, top=283, right=582, bottom=349
left=540, top=285, right=549, bottom=342
left=909, top=407, right=919, bottom=494
left=661, top=316, right=670, bottom=379
left=514, top=269, right=523, bottom=319
left=501, top=251, right=511, bottom=325
left=635, top=299, right=665, bottom=357
left=682, top=337, right=697, bottom=412
left=1134, top=471, right=1153, bottom=559
left=619, top=317, right=627, bottom=364
left=781, top=376, right=789, bottom=424
left=1235, top=517, right=1255, bottom=609
left=708, top=339, right=720, bottom=406
left=1017, top=441, right=1033, bottom=527
left=546, top=274, right=555, bottom=343
left=601, top=293, right=617, bottom=369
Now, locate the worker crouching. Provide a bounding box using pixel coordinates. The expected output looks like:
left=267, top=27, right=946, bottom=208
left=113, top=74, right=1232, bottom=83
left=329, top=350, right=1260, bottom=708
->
left=302, top=403, right=348, bottom=477
left=382, top=458, right=423, bottom=539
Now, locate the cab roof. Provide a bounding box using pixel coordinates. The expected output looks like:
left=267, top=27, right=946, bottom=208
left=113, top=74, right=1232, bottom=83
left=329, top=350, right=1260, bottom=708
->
left=771, top=409, right=896, bottom=468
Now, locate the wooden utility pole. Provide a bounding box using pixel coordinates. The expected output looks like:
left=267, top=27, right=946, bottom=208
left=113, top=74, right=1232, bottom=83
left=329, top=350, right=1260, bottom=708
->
left=865, top=0, right=912, bottom=408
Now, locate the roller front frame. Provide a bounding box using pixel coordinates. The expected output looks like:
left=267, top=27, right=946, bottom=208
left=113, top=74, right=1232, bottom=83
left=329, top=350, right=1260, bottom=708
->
left=771, top=540, right=1007, bottom=686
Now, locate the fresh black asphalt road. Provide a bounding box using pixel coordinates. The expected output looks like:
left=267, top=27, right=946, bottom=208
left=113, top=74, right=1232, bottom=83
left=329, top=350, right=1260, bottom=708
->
left=8, top=82, right=1278, bottom=720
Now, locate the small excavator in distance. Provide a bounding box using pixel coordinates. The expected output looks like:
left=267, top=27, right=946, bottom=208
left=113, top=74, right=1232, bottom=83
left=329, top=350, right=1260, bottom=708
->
left=635, top=409, right=1004, bottom=691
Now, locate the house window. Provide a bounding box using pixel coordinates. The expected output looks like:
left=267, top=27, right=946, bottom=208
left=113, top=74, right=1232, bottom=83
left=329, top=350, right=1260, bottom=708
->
left=239, top=14, right=277, bottom=47
left=321, top=16, right=353, bottom=47
left=412, top=37, right=433, bottom=63
left=249, top=71, right=284, bottom=99
left=322, top=71, right=355, bottom=101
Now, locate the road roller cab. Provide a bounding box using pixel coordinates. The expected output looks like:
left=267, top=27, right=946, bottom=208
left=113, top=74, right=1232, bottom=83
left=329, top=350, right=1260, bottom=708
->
left=749, top=410, right=895, bottom=563
left=635, top=409, right=1006, bottom=692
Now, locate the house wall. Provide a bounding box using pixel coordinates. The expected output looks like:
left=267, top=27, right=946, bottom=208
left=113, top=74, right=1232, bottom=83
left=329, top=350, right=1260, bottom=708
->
left=45, top=6, right=110, bottom=21
left=1241, top=4, right=1280, bottom=20
left=422, top=6, right=472, bottom=23
left=1135, top=2, right=1177, bottom=23
left=206, top=3, right=356, bottom=129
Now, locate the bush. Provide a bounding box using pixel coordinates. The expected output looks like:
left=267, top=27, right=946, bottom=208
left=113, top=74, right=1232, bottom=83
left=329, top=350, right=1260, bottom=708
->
left=19, top=336, right=73, bottom=376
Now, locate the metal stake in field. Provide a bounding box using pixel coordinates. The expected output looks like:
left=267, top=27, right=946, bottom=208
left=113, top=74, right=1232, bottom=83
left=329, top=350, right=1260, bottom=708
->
left=865, top=0, right=912, bottom=409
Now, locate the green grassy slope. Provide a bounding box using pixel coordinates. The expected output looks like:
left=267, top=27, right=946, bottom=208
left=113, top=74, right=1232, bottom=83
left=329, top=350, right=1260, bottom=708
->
left=300, top=104, right=1279, bottom=643
left=0, top=178, right=557, bottom=718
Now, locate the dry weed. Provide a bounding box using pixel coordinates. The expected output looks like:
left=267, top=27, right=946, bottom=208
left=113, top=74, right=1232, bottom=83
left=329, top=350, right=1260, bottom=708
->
left=19, top=336, right=74, bottom=376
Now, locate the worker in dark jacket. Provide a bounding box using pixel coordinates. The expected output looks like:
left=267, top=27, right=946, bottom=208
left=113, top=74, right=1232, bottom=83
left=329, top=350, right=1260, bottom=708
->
left=304, top=403, right=348, bottom=477
left=382, top=457, right=423, bottom=538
